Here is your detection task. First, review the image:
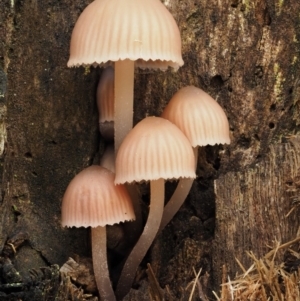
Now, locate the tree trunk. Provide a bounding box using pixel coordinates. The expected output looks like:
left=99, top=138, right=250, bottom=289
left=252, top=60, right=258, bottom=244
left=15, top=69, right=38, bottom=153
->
left=213, top=136, right=300, bottom=287
left=0, top=0, right=299, bottom=300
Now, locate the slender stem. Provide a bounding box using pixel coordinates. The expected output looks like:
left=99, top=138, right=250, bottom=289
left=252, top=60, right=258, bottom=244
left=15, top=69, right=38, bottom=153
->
left=91, top=226, right=116, bottom=301
left=123, top=183, right=144, bottom=244
left=159, top=146, right=199, bottom=233
left=114, top=59, right=134, bottom=155
left=115, top=179, right=165, bottom=300
left=100, top=144, right=116, bottom=173
left=100, top=145, right=143, bottom=245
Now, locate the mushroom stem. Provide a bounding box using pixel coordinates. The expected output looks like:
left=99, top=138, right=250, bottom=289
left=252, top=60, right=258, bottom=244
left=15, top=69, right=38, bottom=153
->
left=124, top=184, right=144, bottom=244
left=91, top=226, right=116, bottom=301
left=114, top=59, right=135, bottom=155
left=159, top=146, right=199, bottom=233
left=116, top=178, right=165, bottom=300
left=100, top=145, right=143, bottom=246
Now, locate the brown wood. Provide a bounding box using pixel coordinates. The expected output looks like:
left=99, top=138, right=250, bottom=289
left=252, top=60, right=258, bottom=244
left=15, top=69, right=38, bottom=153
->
left=213, top=136, right=300, bottom=287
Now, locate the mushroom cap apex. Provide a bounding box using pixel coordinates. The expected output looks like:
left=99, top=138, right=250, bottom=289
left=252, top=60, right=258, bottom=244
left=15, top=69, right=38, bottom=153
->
left=61, top=165, right=135, bottom=228
left=67, top=0, right=183, bottom=70
left=162, top=86, right=231, bottom=147
left=115, top=117, right=196, bottom=184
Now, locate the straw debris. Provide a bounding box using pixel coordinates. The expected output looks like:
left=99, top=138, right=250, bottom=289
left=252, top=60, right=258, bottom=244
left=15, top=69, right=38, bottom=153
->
left=213, top=237, right=300, bottom=301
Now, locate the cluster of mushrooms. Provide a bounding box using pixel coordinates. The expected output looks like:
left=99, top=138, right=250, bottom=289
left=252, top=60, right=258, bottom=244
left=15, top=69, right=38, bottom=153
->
left=61, top=0, right=230, bottom=300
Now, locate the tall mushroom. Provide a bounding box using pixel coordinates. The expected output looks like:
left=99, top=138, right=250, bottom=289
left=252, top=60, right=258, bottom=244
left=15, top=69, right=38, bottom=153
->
left=100, top=144, right=115, bottom=173
left=61, top=165, right=135, bottom=301
left=114, top=116, right=196, bottom=299
left=67, top=0, right=183, bottom=153
left=160, top=86, right=230, bottom=232
left=97, top=67, right=115, bottom=141
left=100, top=144, right=143, bottom=248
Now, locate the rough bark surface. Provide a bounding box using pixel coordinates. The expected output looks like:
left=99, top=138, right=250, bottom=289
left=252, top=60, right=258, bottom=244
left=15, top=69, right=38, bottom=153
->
left=0, top=0, right=299, bottom=300
left=213, top=136, right=300, bottom=287
left=0, top=0, right=99, bottom=264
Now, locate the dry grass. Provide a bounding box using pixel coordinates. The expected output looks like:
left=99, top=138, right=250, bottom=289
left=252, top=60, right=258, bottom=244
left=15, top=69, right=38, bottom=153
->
left=213, top=237, right=300, bottom=301
left=136, top=237, right=300, bottom=300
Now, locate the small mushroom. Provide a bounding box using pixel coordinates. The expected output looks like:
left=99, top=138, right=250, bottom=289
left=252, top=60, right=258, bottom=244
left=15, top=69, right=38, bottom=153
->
left=97, top=67, right=114, bottom=141
left=160, top=86, right=230, bottom=232
left=100, top=144, right=144, bottom=248
left=100, top=144, right=115, bottom=173
left=61, top=165, right=135, bottom=301
left=114, top=116, right=195, bottom=299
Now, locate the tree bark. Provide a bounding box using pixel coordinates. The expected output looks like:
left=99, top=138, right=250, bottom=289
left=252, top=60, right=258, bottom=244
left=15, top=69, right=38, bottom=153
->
left=213, top=136, right=300, bottom=287
left=0, top=0, right=300, bottom=300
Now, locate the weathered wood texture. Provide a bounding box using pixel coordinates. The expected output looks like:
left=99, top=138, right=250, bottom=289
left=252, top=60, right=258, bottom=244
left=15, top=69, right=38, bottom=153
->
left=153, top=0, right=300, bottom=297
left=213, top=136, right=300, bottom=286
left=0, top=0, right=99, bottom=270
left=0, top=0, right=300, bottom=299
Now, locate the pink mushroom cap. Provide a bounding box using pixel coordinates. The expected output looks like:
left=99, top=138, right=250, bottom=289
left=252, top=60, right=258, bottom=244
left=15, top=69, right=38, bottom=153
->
left=62, top=165, right=135, bottom=228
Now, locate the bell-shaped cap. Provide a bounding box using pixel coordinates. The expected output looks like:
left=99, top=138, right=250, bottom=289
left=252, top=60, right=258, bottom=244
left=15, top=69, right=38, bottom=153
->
left=97, top=67, right=114, bottom=123
left=62, top=165, right=135, bottom=228
left=115, top=117, right=196, bottom=184
left=161, top=86, right=230, bottom=147
left=67, top=0, right=183, bottom=70
left=100, top=144, right=115, bottom=173
left=97, top=67, right=114, bottom=140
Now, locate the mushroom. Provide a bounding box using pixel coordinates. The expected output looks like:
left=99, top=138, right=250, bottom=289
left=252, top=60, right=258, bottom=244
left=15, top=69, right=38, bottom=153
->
left=160, top=86, right=230, bottom=232
left=100, top=144, right=143, bottom=248
left=100, top=144, right=115, bottom=173
left=114, top=116, right=196, bottom=299
left=97, top=67, right=114, bottom=141
left=97, top=67, right=144, bottom=245
left=61, top=165, right=135, bottom=301
left=67, top=0, right=183, bottom=153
